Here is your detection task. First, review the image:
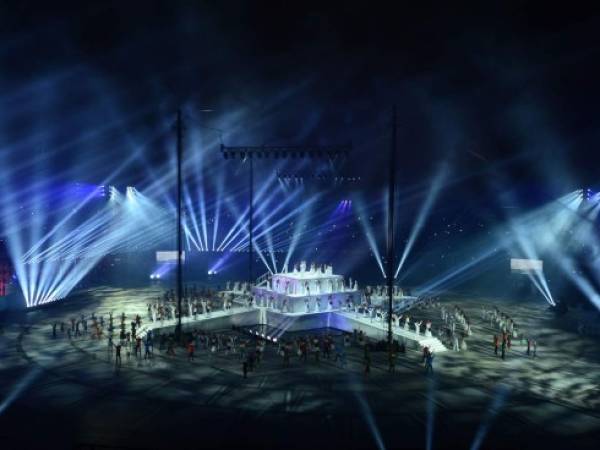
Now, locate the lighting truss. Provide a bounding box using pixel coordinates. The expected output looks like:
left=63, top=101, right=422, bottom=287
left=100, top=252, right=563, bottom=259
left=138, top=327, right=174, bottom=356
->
left=220, top=144, right=352, bottom=160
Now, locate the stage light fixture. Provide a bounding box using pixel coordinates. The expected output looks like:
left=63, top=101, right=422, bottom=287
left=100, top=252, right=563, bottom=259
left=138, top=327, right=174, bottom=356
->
left=126, top=186, right=136, bottom=198
left=108, top=186, right=118, bottom=201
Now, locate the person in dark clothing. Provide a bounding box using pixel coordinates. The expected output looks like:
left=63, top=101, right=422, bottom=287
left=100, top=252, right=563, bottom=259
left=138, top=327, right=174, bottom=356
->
left=114, top=343, right=122, bottom=366
left=364, top=345, right=371, bottom=377
left=399, top=342, right=406, bottom=354
left=425, top=352, right=434, bottom=374
left=135, top=337, right=142, bottom=359
left=422, top=346, right=429, bottom=363
left=248, top=352, right=255, bottom=372
left=144, top=338, right=152, bottom=359
left=187, top=341, right=195, bottom=361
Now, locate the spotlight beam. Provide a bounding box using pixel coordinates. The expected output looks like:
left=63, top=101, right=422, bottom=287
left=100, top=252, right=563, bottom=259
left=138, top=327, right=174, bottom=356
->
left=395, top=165, right=448, bottom=279
left=469, top=384, right=510, bottom=450
left=232, top=194, right=321, bottom=252
left=228, top=189, right=303, bottom=251
left=355, top=198, right=385, bottom=278
left=216, top=172, right=278, bottom=251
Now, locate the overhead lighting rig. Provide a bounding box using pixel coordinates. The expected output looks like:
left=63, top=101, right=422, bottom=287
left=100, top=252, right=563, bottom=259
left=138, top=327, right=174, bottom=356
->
left=220, top=144, right=351, bottom=160
left=277, top=171, right=361, bottom=183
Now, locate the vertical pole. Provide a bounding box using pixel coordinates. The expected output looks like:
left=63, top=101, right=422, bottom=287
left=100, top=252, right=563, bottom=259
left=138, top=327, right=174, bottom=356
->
left=387, top=106, right=397, bottom=369
left=176, top=109, right=183, bottom=340
left=248, top=154, right=254, bottom=286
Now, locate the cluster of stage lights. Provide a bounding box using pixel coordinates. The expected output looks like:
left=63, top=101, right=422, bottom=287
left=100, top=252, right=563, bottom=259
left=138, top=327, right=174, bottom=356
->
left=16, top=164, right=596, bottom=315
left=101, top=185, right=135, bottom=201
left=248, top=329, right=278, bottom=343
left=7, top=140, right=358, bottom=306
left=218, top=144, right=352, bottom=275
left=11, top=185, right=177, bottom=307
left=149, top=261, right=178, bottom=280
left=505, top=188, right=600, bottom=307
left=277, top=172, right=361, bottom=182
left=183, top=168, right=324, bottom=276
left=356, top=165, right=597, bottom=310
left=415, top=188, right=600, bottom=308
left=221, top=144, right=351, bottom=160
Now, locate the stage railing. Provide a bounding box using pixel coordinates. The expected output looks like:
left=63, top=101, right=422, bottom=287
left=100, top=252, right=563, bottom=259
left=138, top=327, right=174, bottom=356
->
left=255, top=272, right=270, bottom=287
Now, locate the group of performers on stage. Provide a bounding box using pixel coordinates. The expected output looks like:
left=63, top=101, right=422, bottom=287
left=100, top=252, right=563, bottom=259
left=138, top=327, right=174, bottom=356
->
left=364, top=284, right=406, bottom=299
left=346, top=296, right=440, bottom=337
left=265, top=276, right=356, bottom=296
left=284, top=261, right=333, bottom=275
left=146, top=285, right=235, bottom=323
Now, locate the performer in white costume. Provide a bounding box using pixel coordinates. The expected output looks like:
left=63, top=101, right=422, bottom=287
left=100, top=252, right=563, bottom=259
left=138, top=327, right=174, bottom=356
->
left=414, top=320, right=422, bottom=335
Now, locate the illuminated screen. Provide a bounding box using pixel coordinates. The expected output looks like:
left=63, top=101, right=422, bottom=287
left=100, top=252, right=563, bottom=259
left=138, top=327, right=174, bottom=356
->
left=510, top=258, right=543, bottom=274
left=156, top=251, right=186, bottom=263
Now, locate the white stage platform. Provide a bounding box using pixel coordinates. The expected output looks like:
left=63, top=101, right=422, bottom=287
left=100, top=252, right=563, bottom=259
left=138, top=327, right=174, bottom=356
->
left=136, top=307, right=446, bottom=353
left=252, top=262, right=359, bottom=313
